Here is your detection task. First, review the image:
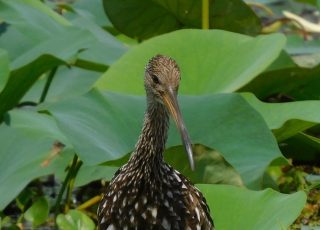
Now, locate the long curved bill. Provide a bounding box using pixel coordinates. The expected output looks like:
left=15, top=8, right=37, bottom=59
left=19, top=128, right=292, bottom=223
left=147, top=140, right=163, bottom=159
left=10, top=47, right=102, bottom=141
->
left=162, top=88, right=195, bottom=170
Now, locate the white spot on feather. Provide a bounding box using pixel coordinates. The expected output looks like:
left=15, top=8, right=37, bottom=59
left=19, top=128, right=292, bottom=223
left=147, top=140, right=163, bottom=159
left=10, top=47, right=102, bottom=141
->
left=143, top=196, right=147, bottom=204
left=122, top=197, right=127, bottom=207
left=107, top=224, right=115, bottom=230
left=173, top=173, right=181, bottom=182
left=189, top=194, right=194, bottom=202
left=161, top=218, right=170, bottom=229
left=167, top=191, right=173, bottom=198
left=151, top=208, right=157, bottom=218
left=164, top=200, right=169, bottom=207
left=195, top=207, right=200, bottom=221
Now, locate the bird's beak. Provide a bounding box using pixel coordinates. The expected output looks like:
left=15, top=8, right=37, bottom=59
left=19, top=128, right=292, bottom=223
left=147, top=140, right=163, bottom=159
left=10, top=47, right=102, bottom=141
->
left=162, top=88, right=195, bottom=170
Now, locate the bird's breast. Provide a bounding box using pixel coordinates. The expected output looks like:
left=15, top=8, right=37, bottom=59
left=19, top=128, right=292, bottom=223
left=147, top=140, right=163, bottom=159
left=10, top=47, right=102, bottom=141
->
left=98, top=164, right=213, bottom=230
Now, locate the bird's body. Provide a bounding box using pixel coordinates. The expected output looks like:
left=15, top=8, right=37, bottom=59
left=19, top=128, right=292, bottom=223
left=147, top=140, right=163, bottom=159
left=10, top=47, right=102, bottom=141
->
left=98, top=55, right=213, bottom=230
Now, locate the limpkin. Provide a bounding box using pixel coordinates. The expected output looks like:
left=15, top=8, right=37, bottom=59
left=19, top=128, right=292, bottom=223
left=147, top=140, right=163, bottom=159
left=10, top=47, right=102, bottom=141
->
left=98, top=55, right=214, bottom=230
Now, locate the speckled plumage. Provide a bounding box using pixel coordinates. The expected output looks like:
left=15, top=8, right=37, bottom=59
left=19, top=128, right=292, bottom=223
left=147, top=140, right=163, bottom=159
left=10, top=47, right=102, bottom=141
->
left=98, top=55, right=214, bottom=230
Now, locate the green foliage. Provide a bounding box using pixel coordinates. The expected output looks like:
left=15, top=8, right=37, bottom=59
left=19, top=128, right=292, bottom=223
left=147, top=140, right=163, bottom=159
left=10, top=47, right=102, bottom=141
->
left=241, top=65, right=320, bottom=101
left=198, top=184, right=306, bottom=229
left=96, top=30, right=285, bottom=94
left=0, top=0, right=319, bottom=228
left=44, top=90, right=282, bottom=188
left=103, top=0, right=261, bottom=39
left=243, top=93, right=320, bottom=141
left=0, top=49, right=9, bottom=91
left=0, top=125, right=72, bottom=210
left=24, top=197, right=49, bottom=226
left=56, top=210, right=95, bottom=230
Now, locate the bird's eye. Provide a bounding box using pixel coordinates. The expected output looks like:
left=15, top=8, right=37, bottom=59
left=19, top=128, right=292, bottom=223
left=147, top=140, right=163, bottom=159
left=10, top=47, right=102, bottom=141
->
left=151, top=74, right=160, bottom=84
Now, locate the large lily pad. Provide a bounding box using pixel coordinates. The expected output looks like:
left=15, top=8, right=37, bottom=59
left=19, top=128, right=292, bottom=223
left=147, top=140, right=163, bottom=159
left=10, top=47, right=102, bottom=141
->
left=198, top=184, right=306, bottom=230
left=45, top=90, right=282, bottom=188
left=96, top=29, right=285, bottom=95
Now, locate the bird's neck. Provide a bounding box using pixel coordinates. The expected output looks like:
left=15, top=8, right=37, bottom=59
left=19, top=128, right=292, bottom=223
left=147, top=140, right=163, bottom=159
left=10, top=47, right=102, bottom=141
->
left=129, top=101, right=169, bottom=168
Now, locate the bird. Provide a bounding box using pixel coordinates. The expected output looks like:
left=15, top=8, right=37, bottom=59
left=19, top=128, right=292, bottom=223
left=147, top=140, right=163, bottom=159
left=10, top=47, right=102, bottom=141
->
left=97, top=55, right=214, bottom=230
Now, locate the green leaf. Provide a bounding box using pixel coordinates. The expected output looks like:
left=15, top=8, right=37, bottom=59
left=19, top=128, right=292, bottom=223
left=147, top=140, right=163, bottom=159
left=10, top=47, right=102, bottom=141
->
left=24, top=197, right=49, bottom=226
left=96, top=29, right=285, bottom=95
left=0, top=125, right=73, bottom=210
left=0, top=0, right=71, bottom=26
left=165, top=145, right=243, bottom=186
left=11, top=28, right=94, bottom=69
left=280, top=133, right=320, bottom=163
left=0, top=0, right=70, bottom=35
left=44, top=91, right=143, bottom=165
left=243, top=93, right=320, bottom=141
left=0, top=55, right=65, bottom=120
left=286, top=35, right=320, bottom=55
left=74, top=164, right=118, bottom=187
left=0, top=49, right=9, bottom=92
left=208, top=0, right=262, bottom=35
left=299, top=132, right=320, bottom=150
left=46, top=90, right=282, bottom=188
left=0, top=0, right=126, bottom=68
left=0, top=26, right=114, bottom=119
left=56, top=210, right=95, bottom=230
left=101, top=145, right=243, bottom=186
left=265, top=50, right=296, bottom=72
left=69, top=17, right=127, bottom=68
left=22, top=66, right=101, bottom=103
left=295, top=0, right=319, bottom=6
left=103, top=0, right=261, bottom=39
left=240, top=65, right=320, bottom=100
left=0, top=0, right=71, bottom=62
left=0, top=0, right=127, bottom=119
left=68, top=0, right=112, bottom=27
left=8, top=109, right=70, bottom=145
left=285, top=35, right=320, bottom=68
left=16, top=188, right=36, bottom=211
left=197, top=184, right=306, bottom=230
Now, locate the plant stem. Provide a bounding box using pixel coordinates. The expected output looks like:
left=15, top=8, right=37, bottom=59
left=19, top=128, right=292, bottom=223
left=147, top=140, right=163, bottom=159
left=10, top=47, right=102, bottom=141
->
left=202, top=0, right=210, bottom=29
left=65, top=160, right=82, bottom=212
left=77, top=195, right=102, bottom=211
left=39, top=66, right=58, bottom=103
left=54, top=154, right=79, bottom=218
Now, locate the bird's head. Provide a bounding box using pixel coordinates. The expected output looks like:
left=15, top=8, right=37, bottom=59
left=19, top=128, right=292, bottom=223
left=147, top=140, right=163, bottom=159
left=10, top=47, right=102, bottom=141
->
left=144, top=54, right=194, bottom=170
